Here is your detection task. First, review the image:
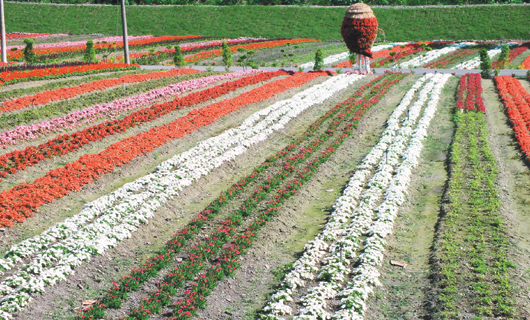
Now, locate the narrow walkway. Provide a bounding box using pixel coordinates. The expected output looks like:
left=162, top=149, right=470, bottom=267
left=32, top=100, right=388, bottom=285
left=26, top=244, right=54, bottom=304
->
left=140, top=65, right=529, bottom=76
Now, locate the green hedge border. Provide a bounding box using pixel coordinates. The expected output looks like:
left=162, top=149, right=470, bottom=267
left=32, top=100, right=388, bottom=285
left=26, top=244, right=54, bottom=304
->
left=5, top=3, right=530, bottom=41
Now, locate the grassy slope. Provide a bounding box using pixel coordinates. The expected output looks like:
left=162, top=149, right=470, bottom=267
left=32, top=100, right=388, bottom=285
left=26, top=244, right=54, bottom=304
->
left=5, top=3, right=530, bottom=41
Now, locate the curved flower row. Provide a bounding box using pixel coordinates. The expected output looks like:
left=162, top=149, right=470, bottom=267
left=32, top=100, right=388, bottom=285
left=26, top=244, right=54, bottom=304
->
left=0, top=70, right=298, bottom=227
left=520, top=53, right=530, bottom=69
left=494, top=76, right=530, bottom=158
left=0, top=63, right=139, bottom=86
left=424, top=48, right=478, bottom=69
left=259, top=74, right=437, bottom=319
left=0, top=73, right=356, bottom=318
left=332, top=74, right=451, bottom=320
left=7, top=35, right=201, bottom=61
left=0, top=70, right=266, bottom=181
left=302, top=44, right=405, bottom=69
left=453, top=42, right=519, bottom=69
left=0, top=68, right=201, bottom=113
left=399, top=42, right=475, bottom=68
left=6, top=35, right=153, bottom=51
left=6, top=33, right=68, bottom=40
left=184, top=39, right=317, bottom=63
left=128, top=37, right=267, bottom=60
left=331, top=43, right=409, bottom=68
left=492, top=42, right=530, bottom=69
left=0, top=70, right=264, bottom=147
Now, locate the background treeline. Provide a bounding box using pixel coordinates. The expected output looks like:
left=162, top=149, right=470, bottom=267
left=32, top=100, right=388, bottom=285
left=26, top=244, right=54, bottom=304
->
left=7, top=0, right=529, bottom=6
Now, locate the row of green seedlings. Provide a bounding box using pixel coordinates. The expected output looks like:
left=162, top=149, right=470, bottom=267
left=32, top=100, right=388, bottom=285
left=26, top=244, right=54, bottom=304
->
left=76, top=72, right=403, bottom=320
left=437, top=74, right=515, bottom=319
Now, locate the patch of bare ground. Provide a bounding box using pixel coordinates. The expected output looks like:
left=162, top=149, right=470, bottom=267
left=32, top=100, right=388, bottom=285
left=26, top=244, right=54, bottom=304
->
left=186, top=75, right=418, bottom=320
left=482, top=79, right=530, bottom=319
left=7, top=74, right=372, bottom=320
left=0, top=73, right=312, bottom=251
left=363, top=76, right=457, bottom=320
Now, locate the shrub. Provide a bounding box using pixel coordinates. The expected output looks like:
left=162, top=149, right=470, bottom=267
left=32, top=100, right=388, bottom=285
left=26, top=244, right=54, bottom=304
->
left=479, top=48, right=492, bottom=79
left=23, top=38, right=36, bottom=63
left=497, top=44, right=510, bottom=69
left=83, top=40, right=97, bottom=63
left=221, top=41, right=233, bottom=71
left=314, top=48, right=324, bottom=71
left=173, top=45, right=186, bottom=67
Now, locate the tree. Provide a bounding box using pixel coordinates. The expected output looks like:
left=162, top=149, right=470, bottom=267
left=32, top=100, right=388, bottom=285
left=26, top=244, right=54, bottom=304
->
left=348, top=51, right=356, bottom=66
left=23, top=38, right=36, bottom=63
left=221, top=41, right=233, bottom=72
left=479, top=48, right=492, bottom=79
left=83, top=40, right=97, bottom=63
left=497, top=44, right=510, bottom=69
left=314, top=49, right=324, bottom=71
left=173, top=45, right=186, bottom=67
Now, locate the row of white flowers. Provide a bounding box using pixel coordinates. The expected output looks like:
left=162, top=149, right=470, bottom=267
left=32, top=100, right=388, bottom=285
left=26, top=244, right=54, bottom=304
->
left=453, top=41, right=520, bottom=69
left=333, top=74, right=451, bottom=320
left=398, top=42, right=475, bottom=68
left=0, top=74, right=364, bottom=318
left=260, top=74, right=437, bottom=319
left=299, top=43, right=406, bottom=69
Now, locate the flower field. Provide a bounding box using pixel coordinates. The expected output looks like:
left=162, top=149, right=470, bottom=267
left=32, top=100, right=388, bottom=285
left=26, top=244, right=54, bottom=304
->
left=0, top=32, right=529, bottom=320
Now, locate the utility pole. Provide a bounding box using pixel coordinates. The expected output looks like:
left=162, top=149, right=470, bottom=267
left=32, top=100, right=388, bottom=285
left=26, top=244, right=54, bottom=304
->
left=120, top=0, right=130, bottom=64
left=0, top=0, right=7, bottom=63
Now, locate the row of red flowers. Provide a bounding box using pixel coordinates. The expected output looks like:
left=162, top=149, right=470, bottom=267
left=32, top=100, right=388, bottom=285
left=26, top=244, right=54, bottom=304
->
left=425, top=48, right=479, bottom=69
left=0, top=71, right=327, bottom=228
left=456, top=73, right=485, bottom=112
left=7, top=35, right=202, bottom=61
left=0, top=68, right=200, bottom=113
left=183, top=39, right=317, bottom=63
left=494, top=76, right=530, bottom=158
left=0, top=63, right=139, bottom=86
left=0, top=70, right=283, bottom=182
left=333, top=42, right=426, bottom=68
left=76, top=72, right=405, bottom=320
left=492, top=42, right=530, bottom=69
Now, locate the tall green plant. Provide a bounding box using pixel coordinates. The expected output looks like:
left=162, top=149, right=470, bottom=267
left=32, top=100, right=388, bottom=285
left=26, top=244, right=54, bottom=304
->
left=497, top=44, right=510, bottom=69
left=348, top=51, right=356, bottom=65
left=173, top=45, right=186, bottom=67
left=314, top=49, right=324, bottom=71
left=221, top=41, right=233, bottom=72
left=83, top=40, right=97, bottom=63
left=479, top=48, right=492, bottom=79
left=23, top=38, right=36, bottom=63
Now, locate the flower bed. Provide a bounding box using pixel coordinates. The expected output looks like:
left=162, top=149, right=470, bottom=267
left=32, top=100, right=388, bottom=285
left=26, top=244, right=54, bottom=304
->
left=0, top=63, right=139, bottom=86
left=400, top=42, right=474, bottom=68
left=0, top=68, right=201, bottom=114
left=260, top=73, right=451, bottom=320
left=0, top=70, right=268, bottom=180
left=456, top=73, right=485, bottom=112
left=454, top=42, right=518, bottom=69
left=494, top=75, right=530, bottom=158
left=424, top=48, right=479, bottom=69
left=0, top=71, right=330, bottom=228
left=492, top=41, right=530, bottom=69
left=0, top=72, right=357, bottom=318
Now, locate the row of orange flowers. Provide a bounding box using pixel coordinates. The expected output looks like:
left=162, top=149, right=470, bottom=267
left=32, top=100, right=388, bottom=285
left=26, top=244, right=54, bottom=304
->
left=0, top=70, right=320, bottom=228
left=184, top=38, right=318, bottom=62
left=494, top=76, right=530, bottom=158
left=0, top=63, right=139, bottom=86
left=7, top=35, right=201, bottom=61
left=0, top=68, right=199, bottom=113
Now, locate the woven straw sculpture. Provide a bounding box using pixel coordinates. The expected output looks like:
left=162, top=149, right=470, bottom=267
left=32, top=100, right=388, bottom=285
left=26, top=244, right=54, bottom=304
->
left=341, top=3, right=378, bottom=59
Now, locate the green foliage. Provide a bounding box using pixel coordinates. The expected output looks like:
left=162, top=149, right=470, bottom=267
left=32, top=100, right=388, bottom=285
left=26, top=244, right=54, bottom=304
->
left=479, top=48, right=492, bottom=79
left=497, top=44, right=510, bottom=69
left=173, top=45, right=186, bottom=67
left=5, top=4, right=530, bottom=41
left=23, top=38, right=36, bottom=63
left=83, top=39, right=97, bottom=63
left=221, top=41, right=233, bottom=71
left=348, top=51, right=356, bottom=65
left=313, top=48, right=324, bottom=71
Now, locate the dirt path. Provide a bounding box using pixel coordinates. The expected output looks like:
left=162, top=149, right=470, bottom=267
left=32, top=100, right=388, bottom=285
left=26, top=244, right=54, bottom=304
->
left=482, top=79, right=530, bottom=319
left=364, top=77, right=457, bottom=319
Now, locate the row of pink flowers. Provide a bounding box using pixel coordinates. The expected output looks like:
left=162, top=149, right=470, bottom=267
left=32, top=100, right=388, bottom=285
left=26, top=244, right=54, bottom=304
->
left=0, top=69, right=262, bottom=148
left=7, top=35, right=154, bottom=50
